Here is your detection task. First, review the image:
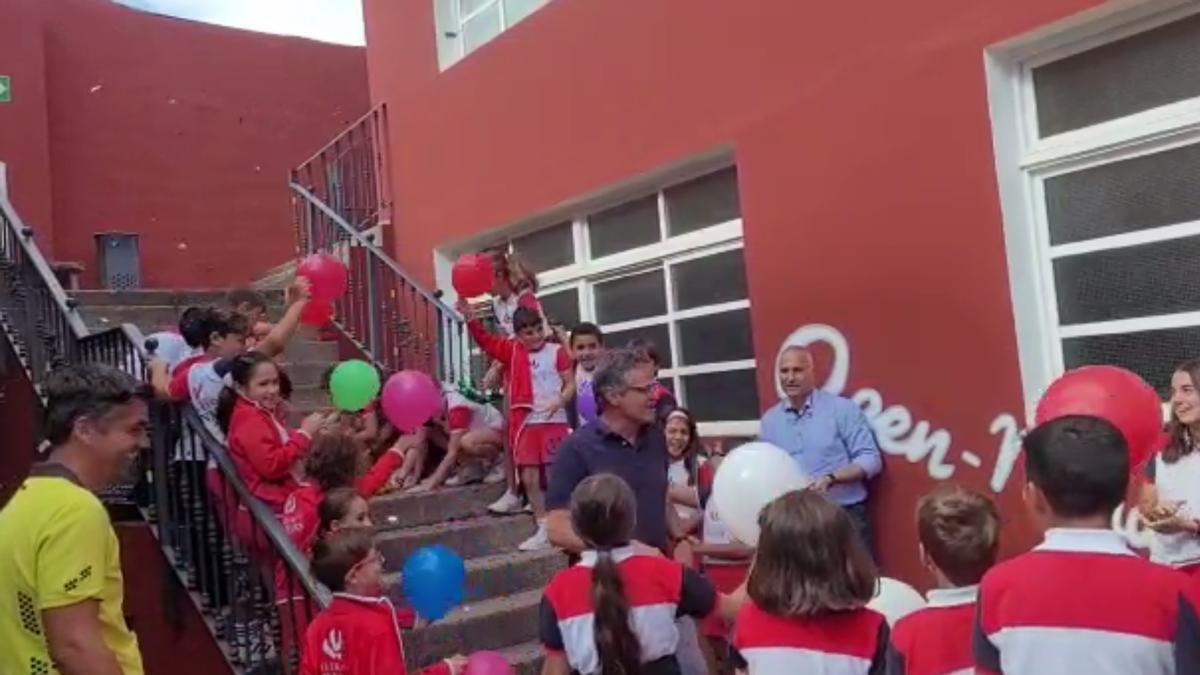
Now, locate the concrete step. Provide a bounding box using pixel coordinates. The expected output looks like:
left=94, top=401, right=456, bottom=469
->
left=82, top=305, right=182, bottom=333
left=371, top=483, right=507, bottom=529
left=285, top=361, right=331, bottom=389
left=288, top=384, right=328, bottom=412
left=385, top=549, right=565, bottom=604
left=404, top=589, right=542, bottom=668
left=499, top=641, right=544, bottom=675
left=72, top=288, right=286, bottom=307
left=282, top=338, right=338, bottom=364
left=375, top=515, right=535, bottom=567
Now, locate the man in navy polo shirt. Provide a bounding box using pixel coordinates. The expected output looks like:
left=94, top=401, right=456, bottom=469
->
left=760, top=345, right=882, bottom=557
left=546, top=348, right=682, bottom=554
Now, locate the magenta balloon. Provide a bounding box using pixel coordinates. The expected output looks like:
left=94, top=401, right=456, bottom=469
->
left=297, top=253, right=348, bottom=303
left=464, top=651, right=511, bottom=675
left=381, top=371, right=441, bottom=432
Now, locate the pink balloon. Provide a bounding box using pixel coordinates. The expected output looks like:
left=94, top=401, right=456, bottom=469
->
left=297, top=253, right=348, bottom=303
left=464, top=651, right=511, bottom=675
left=381, top=370, right=441, bottom=432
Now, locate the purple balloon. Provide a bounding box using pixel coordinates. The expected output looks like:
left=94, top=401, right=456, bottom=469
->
left=381, top=370, right=441, bottom=432
left=576, top=379, right=597, bottom=424
left=464, top=651, right=511, bottom=675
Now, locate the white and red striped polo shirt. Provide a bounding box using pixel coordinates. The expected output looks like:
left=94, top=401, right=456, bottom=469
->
left=974, top=528, right=1200, bottom=675
left=732, top=600, right=888, bottom=674
left=539, top=547, right=716, bottom=675
left=887, top=585, right=976, bottom=675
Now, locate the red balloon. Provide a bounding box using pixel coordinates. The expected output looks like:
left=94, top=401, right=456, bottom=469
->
left=452, top=253, right=494, bottom=299
left=1034, top=365, right=1163, bottom=471
left=300, top=299, right=334, bottom=327
left=297, top=253, right=348, bottom=303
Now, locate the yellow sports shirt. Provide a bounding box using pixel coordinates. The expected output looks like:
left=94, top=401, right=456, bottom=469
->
left=0, top=469, right=143, bottom=675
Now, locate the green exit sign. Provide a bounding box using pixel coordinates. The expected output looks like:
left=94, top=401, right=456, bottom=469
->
left=0, top=76, right=10, bottom=103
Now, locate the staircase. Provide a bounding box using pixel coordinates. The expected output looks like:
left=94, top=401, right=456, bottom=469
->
left=292, top=104, right=556, bottom=671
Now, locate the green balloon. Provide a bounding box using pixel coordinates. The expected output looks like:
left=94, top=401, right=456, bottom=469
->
left=330, top=359, right=381, bottom=412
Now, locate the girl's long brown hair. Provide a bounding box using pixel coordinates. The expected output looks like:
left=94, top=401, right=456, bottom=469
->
left=570, top=474, right=642, bottom=675
left=666, top=408, right=702, bottom=486
left=489, top=248, right=540, bottom=294
left=748, top=490, right=877, bottom=617
left=1163, top=359, right=1200, bottom=463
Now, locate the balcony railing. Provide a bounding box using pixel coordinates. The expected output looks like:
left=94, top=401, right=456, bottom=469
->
left=292, top=104, right=391, bottom=236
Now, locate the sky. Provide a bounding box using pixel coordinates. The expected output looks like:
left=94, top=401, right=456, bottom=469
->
left=113, top=0, right=365, bottom=46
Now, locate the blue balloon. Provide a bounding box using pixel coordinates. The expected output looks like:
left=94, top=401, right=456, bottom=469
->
left=401, top=545, right=465, bottom=621
left=577, top=379, right=598, bottom=424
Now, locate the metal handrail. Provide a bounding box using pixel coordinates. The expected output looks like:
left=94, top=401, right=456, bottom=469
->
left=289, top=182, right=457, bottom=315
left=0, top=189, right=89, bottom=338
left=294, top=104, right=390, bottom=172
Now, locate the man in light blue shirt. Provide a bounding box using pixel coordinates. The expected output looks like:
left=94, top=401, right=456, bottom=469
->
left=760, top=346, right=882, bottom=556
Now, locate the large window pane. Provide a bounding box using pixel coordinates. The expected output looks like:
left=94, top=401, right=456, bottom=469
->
left=1044, top=142, right=1200, bottom=245
left=1053, top=235, right=1200, bottom=325
left=671, top=249, right=748, bottom=310
left=594, top=268, right=666, bottom=324
left=513, top=222, right=574, bottom=271
left=462, top=3, right=501, bottom=53
left=1062, top=325, right=1200, bottom=395
left=604, top=323, right=673, bottom=368
left=504, top=0, right=545, bottom=25
left=460, top=0, right=493, bottom=16
left=665, top=168, right=741, bottom=236
left=678, top=310, right=754, bottom=365
left=1032, top=12, right=1200, bottom=137
left=682, top=370, right=760, bottom=422
left=587, top=195, right=661, bottom=258
left=539, top=287, right=580, bottom=328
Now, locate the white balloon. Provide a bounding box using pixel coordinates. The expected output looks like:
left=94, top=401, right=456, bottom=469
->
left=867, top=577, right=926, bottom=626
left=711, top=441, right=809, bottom=546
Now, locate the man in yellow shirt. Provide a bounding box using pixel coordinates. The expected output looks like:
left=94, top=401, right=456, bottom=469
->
left=0, top=364, right=150, bottom=675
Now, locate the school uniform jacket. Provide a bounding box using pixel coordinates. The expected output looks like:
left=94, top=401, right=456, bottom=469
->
left=280, top=451, right=403, bottom=556
left=974, top=528, right=1200, bottom=675
left=733, top=601, right=888, bottom=674
left=227, top=396, right=311, bottom=511
left=886, top=585, right=977, bottom=675
left=540, top=547, right=717, bottom=675
left=300, top=594, right=442, bottom=675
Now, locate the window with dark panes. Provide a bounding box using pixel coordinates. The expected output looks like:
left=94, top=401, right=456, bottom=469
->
left=1004, top=8, right=1200, bottom=402
left=483, top=166, right=755, bottom=428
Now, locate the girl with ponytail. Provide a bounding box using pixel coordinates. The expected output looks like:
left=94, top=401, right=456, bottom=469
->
left=540, top=474, right=732, bottom=675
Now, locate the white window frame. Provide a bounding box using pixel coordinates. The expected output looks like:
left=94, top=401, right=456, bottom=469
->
left=986, top=0, right=1200, bottom=421
left=436, top=169, right=759, bottom=437
left=435, top=0, right=550, bottom=69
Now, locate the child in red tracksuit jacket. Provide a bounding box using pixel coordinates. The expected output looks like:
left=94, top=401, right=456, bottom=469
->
left=887, top=486, right=999, bottom=675
left=216, top=352, right=327, bottom=514
left=276, top=433, right=404, bottom=640
left=462, top=301, right=574, bottom=552
left=301, top=528, right=466, bottom=675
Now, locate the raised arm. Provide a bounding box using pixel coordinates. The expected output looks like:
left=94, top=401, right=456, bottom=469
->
left=256, top=277, right=311, bottom=358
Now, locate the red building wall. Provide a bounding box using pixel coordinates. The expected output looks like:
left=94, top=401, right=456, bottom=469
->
left=363, top=0, right=1130, bottom=585
left=0, top=0, right=369, bottom=288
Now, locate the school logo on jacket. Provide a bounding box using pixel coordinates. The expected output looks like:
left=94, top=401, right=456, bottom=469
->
left=322, top=629, right=344, bottom=660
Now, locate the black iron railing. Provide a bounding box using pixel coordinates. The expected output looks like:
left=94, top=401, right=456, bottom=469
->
left=0, top=181, right=325, bottom=674
left=290, top=181, right=483, bottom=386
left=292, top=105, right=391, bottom=235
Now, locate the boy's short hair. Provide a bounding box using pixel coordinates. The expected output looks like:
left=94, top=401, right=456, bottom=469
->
left=512, top=306, right=541, bottom=333
left=226, top=287, right=267, bottom=313
left=198, top=308, right=249, bottom=349
left=43, top=364, right=150, bottom=446
left=1023, top=415, right=1129, bottom=519
left=319, top=364, right=337, bottom=392
left=177, top=306, right=207, bottom=348
left=310, top=527, right=374, bottom=592
left=627, top=338, right=662, bottom=367
left=570, top=322, right=604, bottom=346
left=917, top=486, right=1000, bottom=586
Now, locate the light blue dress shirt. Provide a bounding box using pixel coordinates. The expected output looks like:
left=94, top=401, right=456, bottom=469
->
left=759, top=389, right=883, bottom=506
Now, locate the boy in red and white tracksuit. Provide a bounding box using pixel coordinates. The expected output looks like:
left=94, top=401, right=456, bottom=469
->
left=888, top=487, right=1000, bottom=675
left=974, top=416, right=1200, bottom=675
left=465, top=303, right=575, bottom=552
left=301, top=529, right=464, bottom=675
